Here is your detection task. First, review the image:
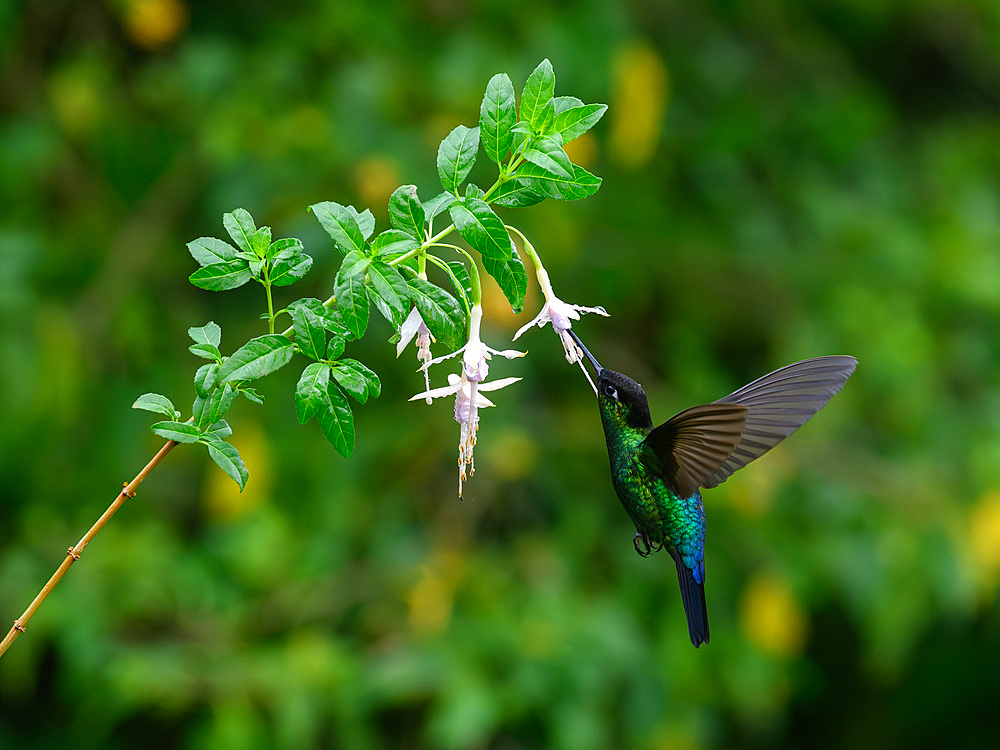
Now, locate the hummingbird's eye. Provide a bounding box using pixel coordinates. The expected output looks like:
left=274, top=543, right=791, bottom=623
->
left=603, top=384, right=618, bottom=399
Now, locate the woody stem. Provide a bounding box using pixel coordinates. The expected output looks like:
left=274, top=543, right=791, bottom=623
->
left=0, top=439, right=179, bottom=660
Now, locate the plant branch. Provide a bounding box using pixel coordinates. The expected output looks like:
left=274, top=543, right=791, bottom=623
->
left=0, top=438, right=179, bottom=660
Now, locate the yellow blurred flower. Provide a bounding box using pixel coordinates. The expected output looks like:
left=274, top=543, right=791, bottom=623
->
left=739, top=573, right=809, bottom=658
left=48, top=64, right=103, bottom=137
left=124, top=0, right=187, bottom=51
left=563, top=132, right=597, bottom=167
left=725, top=444, right=793, bottom=517
left=407, top=549, right=465, bottom=636
left=353, top=156, right=400, bottom=214
left=204, top=420, right=271, bottom=521
left=609, top=42, right=669, bottom=168
left=969, top=490, right=1000, bottom=597
left=483, top=426, right=539, bottom=481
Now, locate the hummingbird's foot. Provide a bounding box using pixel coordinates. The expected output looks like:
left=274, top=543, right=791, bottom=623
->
left=633, top=532, right=652, bottom=558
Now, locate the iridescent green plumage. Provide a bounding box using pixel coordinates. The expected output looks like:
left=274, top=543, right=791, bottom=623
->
left=570, top=331, right=857, bottom=648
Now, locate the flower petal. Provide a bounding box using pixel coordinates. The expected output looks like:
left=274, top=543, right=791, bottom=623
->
left=409, top=381, right=462, bottom=402
left=477, top=376, right=522, bottom=392
left=513, top=305, right=550, bottom=341
left=569, top=304, right=609, bottom=317
left=396, top=307, right=424, bottom=357
left=487, top=347, right=527, bottom=359
left=422, top=343, right=467, bottom=370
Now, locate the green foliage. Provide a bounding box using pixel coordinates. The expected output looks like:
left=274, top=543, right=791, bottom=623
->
left=437, top=125, right=481, bottom=193
left=17, top=16, right=998, bottom=749
left=125, top=60, right=605, bottom=505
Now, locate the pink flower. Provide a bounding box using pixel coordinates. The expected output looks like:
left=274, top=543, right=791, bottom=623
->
left=513, top=268, right=608, bottom=392
left=397, top=306, right=434, bottom=402
left=409, top=304, right=524, bottom=498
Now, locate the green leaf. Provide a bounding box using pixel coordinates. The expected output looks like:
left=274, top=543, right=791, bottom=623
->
left=491, top=179, right=546, bottom=208
left=192, top=393, right=212, bottom=430
left=218, top=335, right=294, bottom=382
left=449, top=198, right=514, bottom=261
left=269, top=237, right=303, bottom=260
left=332, top=359, right=381, bottom=403
left=251, top=225, right=271, bottom=258
left=200, top=434, right=248, bottom=490
left=295, top=362, right=331, bottom=424
left=338, top=250, right=372, bottom=281
left=408, top=277, right=466, bottom=350
left=189, top=322, right=222, bottom=346
left=367, top=287, right=396, bottom=329
left=247, top=256, right=265, bottom=279
left=423, top=191, right=456, bottom=225
left=389, top=185, right=425, bottom=238
left=554, top=103, right=607, bottom=144
left=210, top=384, right=235, bottom=424
left=193, top=363, right=219, bottom=397
left=189, top=260, right=252, bottom=291
left=187, top=237, right=238, bottom=267
left=510, top=120, right=532, bottom=148
left=520, top=59, right=556, bottom=132
left=517, top=162, right=602, bottom=200
left=318, top=383, right=355, bottom=458
left=326, top=335, right=345, bottom=360
left=205, top=419, right=232, bottom=439
left=465, top=183, right=486, bottom=200
left=445, top=261, right=473, bottom=307
left=372, top=230, right=419, bottom=259
left=223, top=209, right=256, bottom=254
left=309, top=201, right=366, bottom=255
left=189, top=343, right=222, bottom=361
left=367, top=261, right=410, bottom=326
left=151, top=421, right=200, bottom=443
left=334, top=273, right=370, bottom=339
left=552, top=95, right=584, bottom=114
left=482, top=251, right=528, bottom=313
left=288, top=298, right=351, bottom=338
left=291, top=300, right=327, bottom=361
left=132, top=393, right=178, bottom=419
left=269, top=252, right=312, bottom=286
left=331, top=363, right=369, bottom=404
left=480, top=73, right=516, bottom=164
left=522, top=134, right=574, bottom=179
left=355, top=208, right=376, bottom=240
left=437, top=125, right=480, bottom=193
left=238, top=387, right=265, bottom=405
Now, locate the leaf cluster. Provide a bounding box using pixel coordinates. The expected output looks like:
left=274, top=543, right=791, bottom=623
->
left=135, top=60, right=606, bottom=490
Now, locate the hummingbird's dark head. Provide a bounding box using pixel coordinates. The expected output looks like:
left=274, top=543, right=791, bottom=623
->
left=568, top=329, right=653, bottom=430
left=597, top=369, right=653, bottom=430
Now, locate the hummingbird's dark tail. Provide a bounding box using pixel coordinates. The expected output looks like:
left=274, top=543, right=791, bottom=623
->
left=671, top=550, right=709, bottom=647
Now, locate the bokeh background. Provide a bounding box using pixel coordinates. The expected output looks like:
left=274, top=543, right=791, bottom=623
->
left=3, top=0, right=1000, bottom=747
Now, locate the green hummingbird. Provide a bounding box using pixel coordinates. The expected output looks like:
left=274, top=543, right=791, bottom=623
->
left=569, top=330, right=856, bottom=647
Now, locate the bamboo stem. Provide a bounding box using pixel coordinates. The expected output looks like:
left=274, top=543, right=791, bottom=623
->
left=0, top=439, right=179, bottom=660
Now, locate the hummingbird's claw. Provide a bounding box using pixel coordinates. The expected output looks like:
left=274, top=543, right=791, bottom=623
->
left=633, top=532, right=652, bottom=558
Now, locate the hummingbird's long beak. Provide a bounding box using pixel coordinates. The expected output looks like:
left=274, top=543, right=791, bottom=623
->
left=568, top=329, right=603, bottom=376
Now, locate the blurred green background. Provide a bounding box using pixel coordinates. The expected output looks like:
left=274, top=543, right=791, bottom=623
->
left=3, top=0, right=1000, bottom=747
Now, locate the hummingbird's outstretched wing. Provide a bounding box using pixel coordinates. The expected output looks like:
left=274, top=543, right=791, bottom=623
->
left=703, top=355, right=857, bottom=489
left=638, top=403, right=749, bottom=499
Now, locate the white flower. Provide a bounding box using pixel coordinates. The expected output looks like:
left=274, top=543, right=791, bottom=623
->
left=397, top=306, right=435, bottom=402
left=421, top=304, right=525, bottom=380
left=410, top=304, right=523, bottom=498
left=410, top=371, right=521, bottom=498
left=513, top=267, right=608, bottom=393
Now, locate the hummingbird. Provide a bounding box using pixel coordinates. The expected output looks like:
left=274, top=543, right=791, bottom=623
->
left=569, top=329, right=856, bottom=647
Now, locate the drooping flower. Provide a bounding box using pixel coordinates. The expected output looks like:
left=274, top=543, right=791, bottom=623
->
left=513, top=267, right=608, bottom=392
left=397, top=306, right=434, bottom=402
left=410, top=304, right=524, bottom=498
